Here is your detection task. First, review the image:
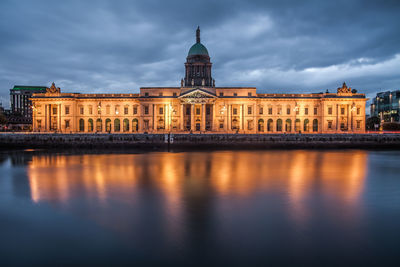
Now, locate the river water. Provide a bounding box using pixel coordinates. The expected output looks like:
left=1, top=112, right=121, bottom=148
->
left=1, top=150, right=400, bottom=266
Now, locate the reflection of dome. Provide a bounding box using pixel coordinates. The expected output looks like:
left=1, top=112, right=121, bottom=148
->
left=188, top=42, right=209, bottom=56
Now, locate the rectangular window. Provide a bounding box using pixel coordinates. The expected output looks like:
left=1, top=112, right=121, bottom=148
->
left=80, top=107, right=84, bottom=115
left=53, top=107, right=57, bottom=115
left=145, top=92, right=149, bottom=97
left=206, top=107, right=210, bottom=115
left=328, top=107, right=332, bottom=115
left=89, top=106, right=93, bottom=115
left=159, top=92, right=163, bottom=96
left=173, top=92, right=177, bottom=97
left=219, top=92, right=224, bottom=96
left=144, top=106, right=149, bottom=115
left=65, top=106, right=70, bottom=115
left=356, top=120, right=361, bottom=129
left=186, top=107, right=190, bottom=115
left=268, top=107, right=272, bottom=115
left=124, top=107, right=129, bottom=115
left=233, top=93, right=237, bottom=97
left=305, top=107, right=308, bottom=115
left=37, top=120, right=41, bottom=128
left=196, top=108, right=200, bottom=115
left=314, top=107, right=318, bottom=115
left=248, top=92, right=252, bottom=97
left=287, top=108, right=290, bottom=115
left=277, top=107, right=282, bottom=115
left=159, top=107, right=163, bottom=115
left=65, top=120, right=70, bottom=128
left=115, top=106, right=119, bottom=115
left=328, top=121, right=332, bottom=129
left=248, top=106, right=252, bottom=115
left=133, top=107, right=138, bottom=114
left=357, top=107, right=361, bottom=115
left=220, top=123, right=224, bottom=129
left=259, top=107, right=263, bottom=115
left=341, top=107, right=345, bottom=115
left=233, top=108, right=238, bottom=115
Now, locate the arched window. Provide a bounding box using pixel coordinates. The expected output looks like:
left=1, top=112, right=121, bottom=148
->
left=79, top=119, right=84, bottom=132
left=114, top=119, right=120, bottom=132
left=285, top=119, right=291, bottom=132
left=276, top=119, right=282, bottom=132
left=96, top=119, right=102, bottom=132
left=313, top=119, right=318, bottom=132
left=132, top=118, right=139, bottom=132
left=105, top=119, right=111, bottom=132
left=123, top=119, right=129, bottom=132
left=295, top=119, right=301, bottom=132
left=88, top=119, right=93, bottom=132
left=258, top=119, right=264, bottom=132
left=267, top=119, right=273, bottom=132
left=304, top=119, right=309, bottom=132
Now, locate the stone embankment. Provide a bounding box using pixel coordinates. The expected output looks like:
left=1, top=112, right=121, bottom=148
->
left=1, top=133, right=400, bottom=150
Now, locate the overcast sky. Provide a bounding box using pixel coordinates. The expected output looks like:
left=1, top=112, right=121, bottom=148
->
left=1, top=0, right=399, bottom=108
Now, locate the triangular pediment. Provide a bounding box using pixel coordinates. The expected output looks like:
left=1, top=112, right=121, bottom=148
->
left=178, top=88, right=216, bottom=99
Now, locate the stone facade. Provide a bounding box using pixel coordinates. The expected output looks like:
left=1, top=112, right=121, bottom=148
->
left=31, top=29, right=367, bottom=134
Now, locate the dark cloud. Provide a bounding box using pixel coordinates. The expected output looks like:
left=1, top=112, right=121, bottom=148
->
left=1, top=0, right=399, bottom=108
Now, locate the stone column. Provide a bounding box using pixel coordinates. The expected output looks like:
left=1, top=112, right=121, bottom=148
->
left=180, top=104, right=184, bottom=131
left=336, top=104, right=339, bottom=132
left=201, top=103, right=206, bottom=131
left=212, top=104, right=216, bottom=132
left=152, top=104, right=156, bottom=132
left=58, top=104, right=61, bottom=132
left=190, top=104, right=195, bottom=131
left=227, top=104, right=231, bottom=132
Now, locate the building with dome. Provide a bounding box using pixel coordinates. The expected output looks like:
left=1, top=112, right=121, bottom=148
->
left=31, top=27, right=367, bottom=133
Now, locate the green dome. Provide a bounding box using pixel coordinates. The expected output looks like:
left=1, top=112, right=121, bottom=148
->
left=188, top=42, right=209, bottom=56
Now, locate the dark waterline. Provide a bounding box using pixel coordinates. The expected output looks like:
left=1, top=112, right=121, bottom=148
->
left=1, top=150, right=400, bottom=266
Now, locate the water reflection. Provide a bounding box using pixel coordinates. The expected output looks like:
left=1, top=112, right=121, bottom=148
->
left=5, top=150, right=400, bottom=265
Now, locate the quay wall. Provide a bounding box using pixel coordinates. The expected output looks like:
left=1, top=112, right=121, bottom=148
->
left=1, top=133, right=400, bottom=150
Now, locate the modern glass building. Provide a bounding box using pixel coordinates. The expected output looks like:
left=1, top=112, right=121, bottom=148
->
left=370, top=90, right=400, bottom=122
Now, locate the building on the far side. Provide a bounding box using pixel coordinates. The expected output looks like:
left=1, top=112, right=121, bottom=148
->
left=370, top=90, right=400, bottom=122
left=31, top=27, right=368, bottom=134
